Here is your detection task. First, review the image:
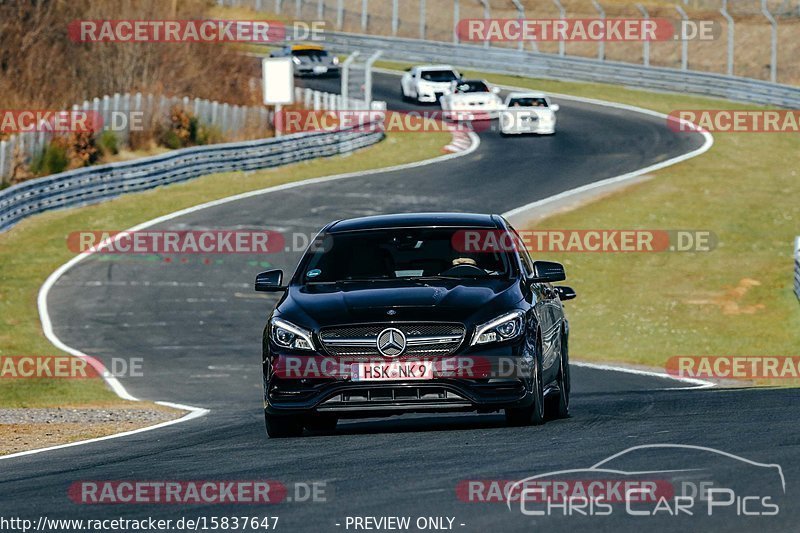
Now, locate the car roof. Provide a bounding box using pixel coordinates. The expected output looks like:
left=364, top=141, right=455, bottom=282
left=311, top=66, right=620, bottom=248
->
left=327, top=213, right=501, bottom=233
left=290, top=44, right=326, bottom=51
left=415, top=64, right=457, bottom=71
left=507, top=91, right=548, bottom=99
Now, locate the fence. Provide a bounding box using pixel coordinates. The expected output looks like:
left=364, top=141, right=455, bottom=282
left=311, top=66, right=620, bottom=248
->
left=0, top=93, right=274, bottom=186
left=219, top=0, right=800, bottom=86
left=321, top=31, right=800, bottom=108
left=0, top=88, right=383, bottom=233
left=795, top=237, right=800, bottom=301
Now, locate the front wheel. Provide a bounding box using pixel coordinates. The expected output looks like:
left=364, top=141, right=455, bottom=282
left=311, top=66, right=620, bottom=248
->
left=265, top=412, right=303, bottom=438
left=546, top=334, right=570, bottom=419
left=505, top=352, right=545, bottom=426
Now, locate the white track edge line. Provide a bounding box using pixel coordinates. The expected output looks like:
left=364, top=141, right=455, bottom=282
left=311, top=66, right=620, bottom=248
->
left=0, top=131, right=481, bottom=461
left=13, top=73, right=714, bottom=459
left=572, top=361, right=716, bottom=389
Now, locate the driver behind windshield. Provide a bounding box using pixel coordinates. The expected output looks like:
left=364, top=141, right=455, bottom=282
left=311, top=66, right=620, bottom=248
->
left=301, top=229, right=510, bottom=282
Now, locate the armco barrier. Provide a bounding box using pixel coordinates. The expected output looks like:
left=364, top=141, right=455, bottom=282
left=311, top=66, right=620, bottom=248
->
left=321, top=32, right=800, bottom=109
left=0, top=125, right=383, bottom=233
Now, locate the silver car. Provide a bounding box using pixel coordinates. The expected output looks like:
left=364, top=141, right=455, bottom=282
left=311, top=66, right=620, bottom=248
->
left=270, top=45, right=340, bottom=77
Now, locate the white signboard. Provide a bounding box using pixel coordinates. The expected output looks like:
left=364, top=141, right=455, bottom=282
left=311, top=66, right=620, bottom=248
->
left=262, top=57, right=295, bottom=105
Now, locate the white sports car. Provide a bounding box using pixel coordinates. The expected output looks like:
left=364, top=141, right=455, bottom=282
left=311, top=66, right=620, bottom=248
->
left=499, top=92, right=560, bottom=135
left=439, top=80, right=504, bottom=120
left=400, top=65, right=461, bottom=104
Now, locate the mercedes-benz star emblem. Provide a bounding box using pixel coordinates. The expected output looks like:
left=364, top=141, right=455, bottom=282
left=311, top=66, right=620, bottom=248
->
left=377, top=328, right=406, bottom=358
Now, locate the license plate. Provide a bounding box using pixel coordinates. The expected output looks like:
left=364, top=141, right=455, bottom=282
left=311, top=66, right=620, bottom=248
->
left=313, top=66, right=328, bottom=74
left=351, top=361, right=433, bottom=381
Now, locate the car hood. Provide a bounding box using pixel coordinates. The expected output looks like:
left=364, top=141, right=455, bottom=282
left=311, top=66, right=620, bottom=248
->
left=450, top=93, right=501, bottom=106
left=279, top=279, right=523, bottom=327
left=504, top=107, right=555, bottom=118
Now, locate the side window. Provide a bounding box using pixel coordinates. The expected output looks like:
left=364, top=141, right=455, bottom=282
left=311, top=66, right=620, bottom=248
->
left=509, top=225, right=534, bottom=276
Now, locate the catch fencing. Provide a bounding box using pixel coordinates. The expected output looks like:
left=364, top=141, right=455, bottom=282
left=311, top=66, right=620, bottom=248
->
left=0, top=88, right=382, bottom=233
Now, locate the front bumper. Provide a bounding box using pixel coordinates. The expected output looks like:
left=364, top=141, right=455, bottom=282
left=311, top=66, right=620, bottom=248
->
left=264, top=348, right=534, bottom=418
left=295, top=65, right=340, bottom=77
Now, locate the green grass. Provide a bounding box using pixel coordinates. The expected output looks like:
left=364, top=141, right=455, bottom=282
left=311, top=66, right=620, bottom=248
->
left=435, top=67, right=800, bottom=376
left=0, top=131, right=451, bottom=407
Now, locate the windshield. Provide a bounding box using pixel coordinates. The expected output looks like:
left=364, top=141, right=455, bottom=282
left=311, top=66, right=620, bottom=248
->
left=292, top=49, right=329, bottom=58
left=298, top=228, right=513, bottom=283
left=508, top=97, right=548, bottom=107
left=420, top=70, right=459, bottom=82
left=454, top=81, right=490, bottom=93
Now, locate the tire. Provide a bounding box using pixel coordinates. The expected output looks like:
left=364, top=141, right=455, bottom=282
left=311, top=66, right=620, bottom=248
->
left=265, top=412, right=303, bottom=438
left=400, top=87, right=410, bottom=103
left=545, top=333, right=570, bottom=420
left=304, top=414, right=338, bottom=432
left=505, top=347, right=545, bottom=426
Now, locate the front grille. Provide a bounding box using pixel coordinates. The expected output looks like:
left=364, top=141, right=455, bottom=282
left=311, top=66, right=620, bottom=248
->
left=319, top=322, right=465, bottom=358
left=320, top=386, right=469, bottom=405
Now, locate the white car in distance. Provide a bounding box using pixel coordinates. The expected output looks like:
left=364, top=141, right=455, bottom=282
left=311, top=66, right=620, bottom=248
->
left=439, top=79, right=504, bottom=121
left=400, top=65, right=461, bottom=104
left=499, top=92, right=560, bottom=135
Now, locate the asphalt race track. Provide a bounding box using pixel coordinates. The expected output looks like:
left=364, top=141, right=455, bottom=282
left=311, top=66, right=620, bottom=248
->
left=1, top=71, right=797, bottom=532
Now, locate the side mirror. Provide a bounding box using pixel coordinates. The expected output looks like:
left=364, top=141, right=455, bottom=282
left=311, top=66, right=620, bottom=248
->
left=555, top=286, right=577, bottom=301
left=491, top=86, right=501, bottom=94
left=255, top=269, right=285, bottom=292
left=529, top=261, right=566, bottom=283
left=550, top=103, right=560, bottom=112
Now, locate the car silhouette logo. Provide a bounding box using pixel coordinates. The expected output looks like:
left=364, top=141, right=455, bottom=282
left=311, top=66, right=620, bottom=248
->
left=377, top=328, right=406, bottom=357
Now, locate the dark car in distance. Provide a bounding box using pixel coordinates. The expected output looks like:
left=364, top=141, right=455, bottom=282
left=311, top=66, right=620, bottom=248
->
left=256, top=213, right=575, bottom=437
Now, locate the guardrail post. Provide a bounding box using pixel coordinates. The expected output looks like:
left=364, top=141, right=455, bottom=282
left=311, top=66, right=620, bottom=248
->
left=552, top=0, right=566, bottom=56
left=761, top=0, right=777, bottom=83
left=419, top=0, right=426, bottom=40
left=720, top=1, right=734, bottom=76
left=636, top=4, right=650, bottom=67
left=341, top=51, right=360, bottom=101
left=0, top=140, right=7, bottom=184
left=675, top=5, right=689, bottom=70
left=453, top=0, right=460, bottom=44
left=361, top=0, right=368, bottom=32
left=795, top=236, right=800, bottom=301
left=479, top=0, right=490, bottom=49
left=392, top=0, right=399, bottom=36
left=336, top=0, right=343, bottom=30
left=275, top=0, right=282, bottom=14
left=364, top=50, right=383, bottom=105
left=511, top=0, right=526, bottom=52
left=592, top=0, right=605, bottom=61
left=317, top=0, right=324, bottom=20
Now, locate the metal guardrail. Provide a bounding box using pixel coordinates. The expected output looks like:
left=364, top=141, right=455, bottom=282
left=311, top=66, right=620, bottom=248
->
left=0, top=125, right=383, bottom=233
left=794, top=237, right=800, bottom=301
left=322, top=32, right=800, bottom=109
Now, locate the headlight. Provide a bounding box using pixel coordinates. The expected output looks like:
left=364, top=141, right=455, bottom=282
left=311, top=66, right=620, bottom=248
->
left=270, top=318, right=314, bottom=351
left=292, top=56, right=301, bottom=65
left=471, top=310, right=525, bottom=346
left=332, top=56, right=340, bottom=65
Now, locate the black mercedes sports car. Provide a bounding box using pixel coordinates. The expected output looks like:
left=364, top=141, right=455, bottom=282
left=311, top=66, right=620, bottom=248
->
left=256, top=213, right=575, bottom=437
